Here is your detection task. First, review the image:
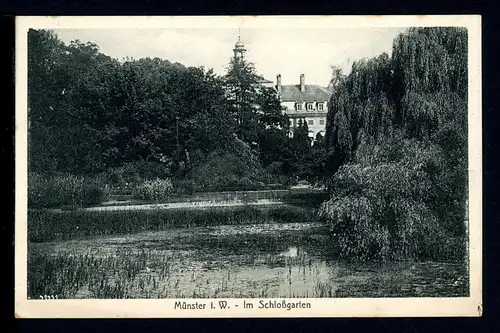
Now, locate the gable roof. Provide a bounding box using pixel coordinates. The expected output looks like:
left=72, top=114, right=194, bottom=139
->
left=279, top=85, right=332, bottom=102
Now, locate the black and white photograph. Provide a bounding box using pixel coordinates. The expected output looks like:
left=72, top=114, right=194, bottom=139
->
left=15, top=15, right=482, bottom=317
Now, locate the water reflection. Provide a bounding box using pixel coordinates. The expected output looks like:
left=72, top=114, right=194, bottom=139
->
left=280, top=246, right=299, bottom=258
left=33, top=222, right=469, bottom=298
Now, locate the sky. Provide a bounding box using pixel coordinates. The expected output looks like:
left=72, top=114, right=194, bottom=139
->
left=54, top=27, right=407, bottom=87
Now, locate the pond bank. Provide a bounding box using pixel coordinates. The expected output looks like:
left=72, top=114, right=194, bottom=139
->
left=83, top=198, right=284, bottom=212
left=30, top=188, right=329, bottom=213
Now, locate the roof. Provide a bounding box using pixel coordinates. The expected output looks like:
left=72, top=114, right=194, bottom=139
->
left=257, top=78, right=274, bottom=83
left=279, top=84, right=332, bottom=102
left=234, top=37, right=246, bottom=49
left=235, top=38, right=245, bottom=48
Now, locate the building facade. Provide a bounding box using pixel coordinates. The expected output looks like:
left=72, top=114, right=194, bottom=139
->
left=276, top=74, right=332, bottom=139
left=231, top=36, right=333, bottom=139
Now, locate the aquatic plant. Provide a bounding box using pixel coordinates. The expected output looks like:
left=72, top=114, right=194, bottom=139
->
left=132, top=178, right=174, bottom=202
left=28, top=205, right=318, bottom=242
left=28, top=172, right=109, bottom=208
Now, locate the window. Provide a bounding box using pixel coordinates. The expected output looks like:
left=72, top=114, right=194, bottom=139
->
left=307, top=103, right=314, bottom=111
left=296, top=103, right=302, bottom=111
left=318, top=103, right=324, bottom=111
left=308, top=119, right=314, bottom=126
left=289, top=120, right=292, bottom=127
left=319, top=119, right=325, bottom=125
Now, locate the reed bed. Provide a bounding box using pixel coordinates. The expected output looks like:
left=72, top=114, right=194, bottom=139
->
left=28, top=241, right=468, bottom=299
left=28, top=245, right=338, bottom=299
left=28, top=205, right=318, bottom=243
left=28, top=247, right=179, bottom=299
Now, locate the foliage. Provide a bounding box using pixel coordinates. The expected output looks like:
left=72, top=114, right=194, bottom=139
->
left=28, top=29, right=304, bottom=189
left=224, top=55, right=261, bottom=145
left=325, top=53, right=395, bottom=177
left=188, top=137, right=266, bottom=192
left=103, top=161, right=172, bottom=188
left=224, top=54, right=287, bottom=148
left=28, top=29, right=234, bottom=177
left=172, top=179, right=196, bottom=195
left=131, top=178, right=174, bottom=202
left=327, top=65, right=346, bottom=91
left=28, top=205, right=317, bottom=242
left=322, top=27, right=468, bottom=261
left=28, top=172, right=108, bottom=208
left=319, top=131, right=465, bottom=261
left=27, top=29, right=334, bottom=190
left=258, top=127, right=290, bottom=168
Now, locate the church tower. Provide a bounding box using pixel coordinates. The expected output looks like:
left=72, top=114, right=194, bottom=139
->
left=233, top=30, right=246, bottom=60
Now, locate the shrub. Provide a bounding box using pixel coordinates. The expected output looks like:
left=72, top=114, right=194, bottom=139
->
left=173, top=179, right=196, bottom=195
left=319, top=132, right=466, bottom=262
left=28, top=172, right=108, bottom=208
left=264, top=161, right=284, bottom=175
left=82, top=186, right=107, bottom=206
left=132, top=178, right=173, bottom=201
left=189, top=139, right=266, bottom=192
left=102, top=161, right=172, bottom=195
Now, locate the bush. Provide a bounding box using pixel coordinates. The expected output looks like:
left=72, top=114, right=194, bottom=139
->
left=82, top=186, right=107, bottom=206
left=188, top=139, right=267, bottom=192
left=28, top=172, right=109, bottom=208
left=132, top=178, right=173, bottom=201
left=173, top=179, right=196, bottom=195
left=319, top=132, right=466, bottom=262
left=101, top=161, right=172, bottom=195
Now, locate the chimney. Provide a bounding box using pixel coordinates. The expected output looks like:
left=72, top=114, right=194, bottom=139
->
left=300, top=74, right=305, bottom=92
left=276, top=74, right=282, bottom=93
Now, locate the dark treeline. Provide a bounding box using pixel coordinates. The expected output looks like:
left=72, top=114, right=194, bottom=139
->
left=28, top=28, right=468, bottom=262
left=29, top=30, right=239, bottom=176
left=320, top=27, right=468, bottom=261
left=28, top=29, right=325, bottom=202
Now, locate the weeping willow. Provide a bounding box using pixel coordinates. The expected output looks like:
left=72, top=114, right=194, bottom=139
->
left=325, top=52, right=395, bottom=179
left=393, top=27, right=468, bottom=139
left=326, top=27, right=467, bottom=174
left=321, top=27, right=468, bottom=261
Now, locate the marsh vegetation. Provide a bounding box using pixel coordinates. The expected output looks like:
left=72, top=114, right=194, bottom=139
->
left=29, top=219, right=468, bottom=299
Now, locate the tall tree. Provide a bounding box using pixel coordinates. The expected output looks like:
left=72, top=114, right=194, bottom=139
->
left=325, top=53, right=395, bottom=178
left=320, top=27, right=468, bottom=260
left=327, top=65, right=346, bottom=91
left=224, top=55, right=262, bottom=145
left=28, top=29, right=236, bottom=176
left=224, top=55, right=285, bottom=147
left=28, top=29, right=66, bottom=172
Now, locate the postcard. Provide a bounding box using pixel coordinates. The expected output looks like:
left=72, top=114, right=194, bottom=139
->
left=15, top=15, right=482, bottom=318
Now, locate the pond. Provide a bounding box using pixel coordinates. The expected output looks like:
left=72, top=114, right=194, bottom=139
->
left=29, top=222, right=469, bottom=299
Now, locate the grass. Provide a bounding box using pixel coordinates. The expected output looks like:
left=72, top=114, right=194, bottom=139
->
left=29, top=172, right=108, bottom=208
left=28, top=247, right=176, bottom=299
left=28, top=244, right=469, bottom=299
left=28, top=205, right=318, bottom=242
left=28, top=246, right=337, bottom=299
